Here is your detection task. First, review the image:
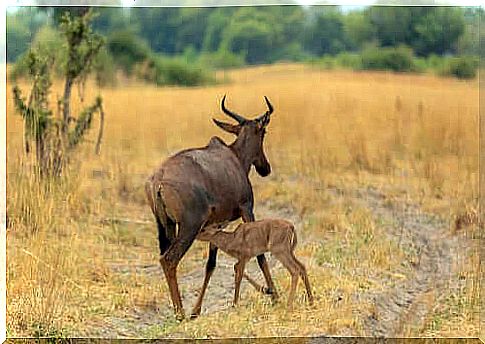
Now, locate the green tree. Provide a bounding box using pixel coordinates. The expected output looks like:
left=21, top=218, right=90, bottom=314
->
left=304, top=7, right=347, bottom=56
left=221, top=7, right=284, bottom=64
left=107, top=29, right=151, bottom=73
left=202, top=8, right=236, bottom=52
left=366, top=7, right=416, bottom=48
left=343, top=10, right=376, bottom=51
left=129, top=8, right=181, bottom=54
left=174, top=8, right=212, bottom=53
left=6, top=8, right=48, bottom=62
left=12, top=10, right=105, bottom=177
left=412, top=7, right=465, bottom=56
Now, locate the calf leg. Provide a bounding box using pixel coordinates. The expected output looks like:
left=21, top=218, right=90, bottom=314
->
left=273, top=252, right=301, bottom=309
left=240, top=205, right=278, bottom=301
left=233, top=259, right=247, bottom=306
left=190, top=243, right=218, bottom=319
left=292, top=254, right=314, bottom=305
left=243, top=273, right=273, bottom=295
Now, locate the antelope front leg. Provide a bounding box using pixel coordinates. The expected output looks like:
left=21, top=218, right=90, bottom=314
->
left=233, top=259, right=247, bottom=306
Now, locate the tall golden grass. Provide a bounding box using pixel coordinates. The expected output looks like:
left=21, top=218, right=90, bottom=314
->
left=6, top=64, right=479, bottom=337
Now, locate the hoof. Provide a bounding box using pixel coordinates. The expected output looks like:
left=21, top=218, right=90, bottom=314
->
left=175, top=312, right=185, bottom=322
left=263, top=287, right=274, bottom=295
left=189, top=313, right=199, bottom=320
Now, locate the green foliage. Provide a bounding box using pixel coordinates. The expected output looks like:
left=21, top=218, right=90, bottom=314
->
left=68, top=96, right=104, bottom=148
left=304, top=8, right=347, bottom=56
left=343, top=11, right=376, bottom=51
left=270, top=42, right=312, bottom=63
left=10, top=25, right=65, bottom=81
left=334, top=52, right=363, bottom=69
left=107, top=29, right=151, bottom=73
left=7, top=8, right=48, bottom=62
left=413, top=7, right=465, bottom=56
left=174, top=8, right=211, bottom=53
left=12, top=53, right=54, bottom=142
left=7, top=17, right=32, bottom=63
left=367, top=7, right=416, bottom=48
left=456, top=8, right=481, bottom=56
left=361, top=45, right=416, bottom=72
left=60, top=11, right=105, bottom=82
left=93, top=47, right=117, bottom=87
left=312, top=52, right=363, bottom=70
left=221, top=7, right=283, bottom=65
left=128, top=7, right=180, bottom=54
left=12, top=53, right=62, bottom=176
left=135, top=55, right=214, bottom=87
left=8, top=6, right=477, bottom=82
left=12, top=9, right=105, bottom=178
left=199, top=49, right=246, bottom=69
left=202, top=8, right=235, bottom=52
left=439, top=55, right=478, bottom=79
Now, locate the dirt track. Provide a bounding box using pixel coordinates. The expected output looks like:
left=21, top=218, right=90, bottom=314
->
left=94, top=181, right=466, bottom=338
left=346, top=186, right=462, bottom=336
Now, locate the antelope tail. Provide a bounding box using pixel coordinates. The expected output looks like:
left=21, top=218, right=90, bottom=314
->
left=290, top=227, right=298, bottom=251
left=147, top=179, right=169, bottom=228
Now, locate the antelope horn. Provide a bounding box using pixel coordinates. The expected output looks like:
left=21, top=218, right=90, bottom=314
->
left=257, top=96, right=274, bottom=124
left=221, top=95, right=246, bottom=124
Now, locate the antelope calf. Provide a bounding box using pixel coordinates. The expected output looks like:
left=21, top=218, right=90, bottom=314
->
left=197, top=218, right=314, bottom=309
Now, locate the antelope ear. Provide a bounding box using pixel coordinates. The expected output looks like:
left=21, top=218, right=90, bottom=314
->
left=212, top=118, right=241, bottom=135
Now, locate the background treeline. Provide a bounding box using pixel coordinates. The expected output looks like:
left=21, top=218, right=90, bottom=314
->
left=7, top=5, right=481, bottom=85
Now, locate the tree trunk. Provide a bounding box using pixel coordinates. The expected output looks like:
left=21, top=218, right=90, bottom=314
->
left=62, top=77, right=74, bottom=136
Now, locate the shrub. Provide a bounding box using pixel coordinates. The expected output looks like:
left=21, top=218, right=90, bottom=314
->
left=107, top=30, right=151, bottom=74
left=440, top=56, right=478, bottom=79
left=10, top=25, right=65, bottom=80
left=315, top=55, right=336, bottom=70
left=361, top=45, right=416, bottom=72
left=335, top=52, right=362, bottom=69
left=270, top=43, right=312, bottom=63
left=135, top=55, right=215, bottom=87
left=199, top=49, right=246, bottom=69
left=93, top=47, right=117, bottom=87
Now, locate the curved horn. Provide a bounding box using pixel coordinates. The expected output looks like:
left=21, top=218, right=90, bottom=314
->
left=257, top=96, right=274, bottom=125
left=221, top=95, right=246, bottom=124
left=263, top=96, right=273, bottom=115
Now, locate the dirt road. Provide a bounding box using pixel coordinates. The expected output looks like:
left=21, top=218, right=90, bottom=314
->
left=95, top=181, right=466, bottom=338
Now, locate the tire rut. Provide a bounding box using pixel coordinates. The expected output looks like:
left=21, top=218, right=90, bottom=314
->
left=338, top=186, right=460, bottom=336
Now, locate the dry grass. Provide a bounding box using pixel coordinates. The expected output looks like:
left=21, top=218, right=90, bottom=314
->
left=6, top=64, right=479, bottom=337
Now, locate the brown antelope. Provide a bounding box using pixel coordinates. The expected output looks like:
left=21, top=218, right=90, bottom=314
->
left=197, top=218, right=314, bottom=309
left=145, top=95, right=276, bottom=320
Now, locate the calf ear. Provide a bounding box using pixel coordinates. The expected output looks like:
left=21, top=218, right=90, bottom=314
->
left=213, top=118, right=241, bottom=135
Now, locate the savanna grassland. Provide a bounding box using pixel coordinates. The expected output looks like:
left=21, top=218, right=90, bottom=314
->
left=6, top=64, right=480, bottom=338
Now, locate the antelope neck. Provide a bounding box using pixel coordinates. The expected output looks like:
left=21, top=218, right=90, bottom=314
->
left=229, top=136, right=253, bottom=175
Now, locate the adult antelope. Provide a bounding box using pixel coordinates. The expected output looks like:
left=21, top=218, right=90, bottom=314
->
left=145, top=95, right=276, bottom=320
